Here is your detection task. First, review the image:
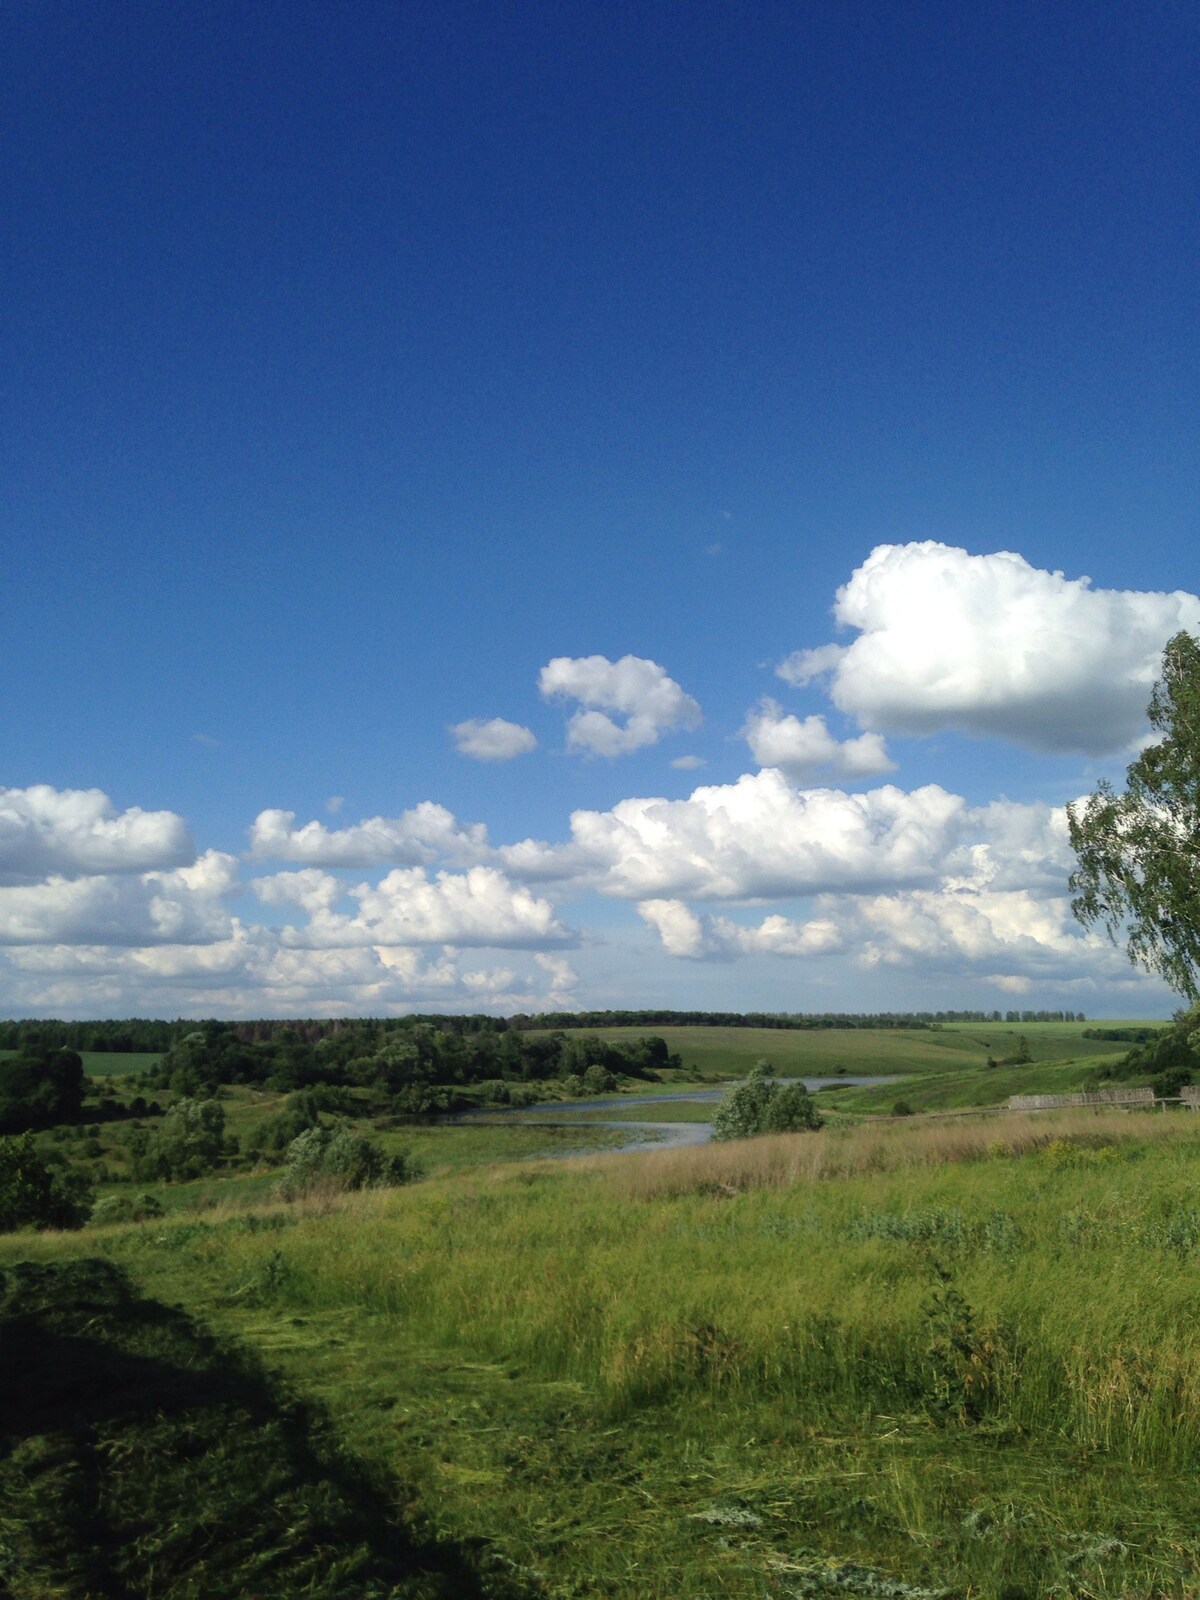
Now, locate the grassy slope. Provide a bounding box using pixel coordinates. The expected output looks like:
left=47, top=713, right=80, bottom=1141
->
left=9, top=1109, right=1200, bottom=1597
left=534, top=1022, right=1142, bottom=1118
left=0, top=1256, right=533, bottom=1599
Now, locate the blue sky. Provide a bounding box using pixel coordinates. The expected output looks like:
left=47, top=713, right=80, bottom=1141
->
left=2, top=1, right=1197, bottom=1018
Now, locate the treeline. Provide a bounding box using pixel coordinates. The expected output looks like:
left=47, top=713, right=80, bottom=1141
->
left=146, top=1021, right=679, bottom=1116
left=1090, top=1017, right=1200, bottom=1095
left=0, top=1007, right=1088, bottom=1056
left=507, top=1008, right=1088, bottom=1029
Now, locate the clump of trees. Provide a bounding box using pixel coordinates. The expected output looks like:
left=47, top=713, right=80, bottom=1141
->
left=127, top=1098, right=227, bottom=1182
left=0, top=1048, right=86, bottom=1135
left=711, top=1063, right=823, bottom=1141
left=276, top=1127, right=421, bottom=1201
left=0, top=1133, right=94, bottom=1232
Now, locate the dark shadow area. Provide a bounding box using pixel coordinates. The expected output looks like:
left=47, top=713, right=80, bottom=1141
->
left=0, top=1258, right=539, bottom=1599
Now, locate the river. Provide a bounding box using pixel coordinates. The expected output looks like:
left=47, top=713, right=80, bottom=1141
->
left=455, top=1077, right=899, bottom=1157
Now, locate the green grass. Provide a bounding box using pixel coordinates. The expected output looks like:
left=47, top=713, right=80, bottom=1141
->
left=0, top=1256, right=531, bottom=1598
left=11, top=1108, right=1200, bottom=1596
left=533, top=1021, right=1135, bottom=1081
left=0, top=1048, right=163, bottom=1078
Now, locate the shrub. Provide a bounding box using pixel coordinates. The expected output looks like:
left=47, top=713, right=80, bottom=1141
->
left=90, top=1192, right=165, bottom=1226
left=276, top=1126, right=421, bottom=1201
left=892, top=1099, right=915, bottom=1117
left=712, top=1063, right=822, bottom=1141
left=134, top=1097, right=225, bottom=1181
left=0, top=1133, right=94, bottom=1232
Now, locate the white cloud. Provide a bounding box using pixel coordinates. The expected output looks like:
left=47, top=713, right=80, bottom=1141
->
left=638, top=899, right=843, bottom=961
left=741, top=699, right=895, bottom=780
left=0, top=850, right=237, bottom=947
left=855, top=886, right=1116, bottom=981
left=779, top=542, right=1200, bottom=754
left=450, top=717, right=538, bottom=761
left=0, top=785, right=194, bottom=886
left=508, top=769, right=968, bottom=900
left=671, top=755, right=706, bottom=770
left=533, top=951, right=578, bottom=1006
left=248, top=803, right=489, bottom=868
left=538, top=654, right=701, bottom=756
left=259, top=864, right=574, bottom=950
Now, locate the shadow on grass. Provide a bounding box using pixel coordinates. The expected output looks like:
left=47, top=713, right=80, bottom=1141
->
left=0, top=1258, right=538, bottom=1599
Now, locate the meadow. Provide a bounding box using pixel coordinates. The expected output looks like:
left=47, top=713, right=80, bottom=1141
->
left=8, top=1100, right=1200, bottom=1596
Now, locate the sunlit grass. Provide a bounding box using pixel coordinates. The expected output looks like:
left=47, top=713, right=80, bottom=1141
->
left=11, top=1107, right=1200, bottom=1595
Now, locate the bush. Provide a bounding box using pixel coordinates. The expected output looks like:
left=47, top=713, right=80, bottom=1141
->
left=892, top=1099, right=915, bottom=1117
left=0, top=1133, right=94, bottom=1232
left=276, top=1126, right=421, bottom=1201
left=712, top=1063, right=822, bottom=1141
left=90, top=1192, right=165, bottom=1226
left=134, top=1097, right=225, bottom=1181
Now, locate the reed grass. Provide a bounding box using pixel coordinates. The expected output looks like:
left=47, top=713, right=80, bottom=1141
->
left=597, top=1105, right=1189, bottom=1197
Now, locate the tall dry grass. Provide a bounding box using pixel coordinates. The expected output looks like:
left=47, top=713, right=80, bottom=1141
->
left=595, top=1107, right=1190, bottom=1198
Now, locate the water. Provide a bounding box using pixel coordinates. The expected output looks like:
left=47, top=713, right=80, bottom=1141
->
left=454, top=1077, right=900, bottom=1158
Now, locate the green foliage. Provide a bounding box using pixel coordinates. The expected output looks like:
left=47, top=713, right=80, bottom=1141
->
left=0, top=1133, right=93, bottom=1232
left=1069, top=629, right=1200, bottom=996
left=711, top=1062, right=822, bottom=1140
left=135, top=1096, right=226, bottom=1181
left=0, top=1046, right=86, bottom=1134
left=276, top=1126, right=422, bottom=1201
left=89, top=1192, right=166, bottom=1226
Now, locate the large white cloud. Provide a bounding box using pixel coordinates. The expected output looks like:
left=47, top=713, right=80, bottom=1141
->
left=254, top=864, right=575, bottom=950
left=249, top=803, right=489, bottom=868
left=538, top=654, right=701, bottom=756
left=450, top=717, right=537, bottom=761
left=0, top=850, right=237, bottom=947
left=0, top=785, right=194, bottom=886
left=741, top=699, right=894, bottom=780
left=779, top=542, right=1200, bottom=754
left=501, top=768, right=968, bottom=900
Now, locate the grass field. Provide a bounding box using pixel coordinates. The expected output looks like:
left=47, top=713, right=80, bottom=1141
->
left=0, top=1049, right=163, bottom=1077
left=8, top=1103, right=1200, bottom=1596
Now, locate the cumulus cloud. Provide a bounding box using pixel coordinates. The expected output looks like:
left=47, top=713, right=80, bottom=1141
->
left=0, top=923, right=575, bottom=1018
left=538, top=654, right=701, bottom=756
left=450, top=717, right=538, bottom=761
left=779, top=542, right=1200, bottom=754
left=854, top=886, right=1118, bottom=984
left=248, top=803, right=489, bottom=868
left=671, top=755, right=706, bottom=771
left=0, top=850, right=237, bottom=947
left=255, top=864, right=574, bottom=950
left=638, top=899, right=843, bottom=961
left=631, top=788, right=1155, bottom=991
left=741, top=699, right=895, bottom=780
left=502, top=769, right=968, bottom=900
left=0, top=785, right=194, bottom=886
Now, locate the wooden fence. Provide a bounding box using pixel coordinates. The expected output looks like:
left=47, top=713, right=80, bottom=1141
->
left=1008, top=1087, right=1157, bottom=1111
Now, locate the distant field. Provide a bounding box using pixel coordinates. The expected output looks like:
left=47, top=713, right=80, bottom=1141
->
left=531, top=1021, right=1138, bottom=1080
left=0, top=1049, right=162, bottom=1078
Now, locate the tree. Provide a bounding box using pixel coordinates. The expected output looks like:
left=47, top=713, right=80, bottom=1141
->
left=0, top=1048, right=86, bottom=1134
left=134, top=1097, right=225, bottom=1181
left=276, top=1126, right=421, bottom=1200
left=0, top=1133, right=94, bottom=1231
left=712, top=1062, right=822, bottom=1141
left=1068, top=631, right=1200, bottom=999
